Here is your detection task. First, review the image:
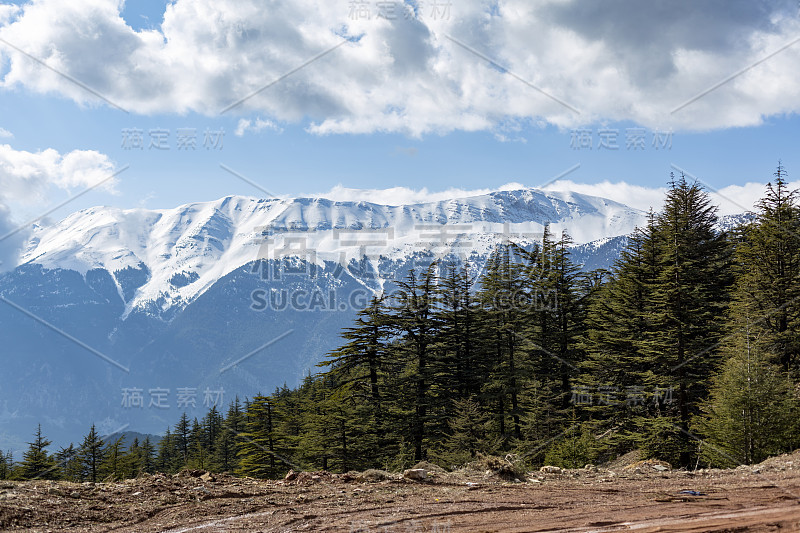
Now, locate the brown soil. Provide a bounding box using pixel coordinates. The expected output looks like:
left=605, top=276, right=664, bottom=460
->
left=3, top=452, right=800, bottom=532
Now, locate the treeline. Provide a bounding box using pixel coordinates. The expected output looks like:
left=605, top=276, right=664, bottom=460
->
left=0, top=424, right=157, bottom=482
left=236, top=170, right=800, bottom=472
left=0, top=403, right=244, bottom=481
left=5, top=168, right=800, bottom=482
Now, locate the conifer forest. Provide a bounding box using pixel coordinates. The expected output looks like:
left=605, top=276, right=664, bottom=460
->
left=5, top=168, right=800, bottom=483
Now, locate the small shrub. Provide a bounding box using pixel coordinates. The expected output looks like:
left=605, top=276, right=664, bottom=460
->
left=467, top=453, right=525, bottom=481
left=356, top=469, right=390, bottom=482
left=542, top=426, right=600, bottom=469
left=640, top=417, right=687, bottom=467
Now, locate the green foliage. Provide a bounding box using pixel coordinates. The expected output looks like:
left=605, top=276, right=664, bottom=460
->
left=157, top=428, right=177, bottom=473
left=78, top=425, right=105, bottom=483
left=19, top=425, right=57, bottom=480
left=174, top=413, right=191, bottom=468
left=0, top=450, right=14, bottom=480
left=644, top=175, right=733, bottom=467
left=640, top=416, right=687, bottom=467
left=580, top=176, right=734, bottom=467
left=212, top=428, right=237, bottom=473
left=140, top=436, right=156, bottom=474
left=695, top=333, right=798, bottom=467
left=734, top=163, right=800, bottom=372
left=580, top=218, right=662, bottom=432
left=188, top=418, right=207, bottom=470
left=219, top=397, right=245, bottom=473
left=100, top=436, right=126, bottom=481
left=542, top=424, right=601, bottom=469
left=433, top=397, right=496, bottom=468
left=692, top=163, right=800, bottom=467
left=236, top=395, right=288, bottom=478
left=390, top=264, right=442, bottom=462
left=119, top=436, right=156, bottom=478
left=56, top=444, right=82, bottom=481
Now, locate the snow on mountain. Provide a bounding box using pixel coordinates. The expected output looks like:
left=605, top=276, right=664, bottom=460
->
left=19, top=188, right=648, bottom=318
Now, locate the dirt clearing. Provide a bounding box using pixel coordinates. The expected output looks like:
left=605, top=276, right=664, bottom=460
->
left=3, top=452, right=800, bottom=532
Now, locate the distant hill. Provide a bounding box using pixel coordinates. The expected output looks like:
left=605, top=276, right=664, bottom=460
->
left=101, top=431, right=163, bottom=449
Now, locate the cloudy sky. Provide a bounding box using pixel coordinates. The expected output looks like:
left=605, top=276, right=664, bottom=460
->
left=1, top=0, right=799, bottom=265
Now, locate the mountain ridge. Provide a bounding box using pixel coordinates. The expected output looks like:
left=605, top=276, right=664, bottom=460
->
left=18, top=187, right=648, bottom=321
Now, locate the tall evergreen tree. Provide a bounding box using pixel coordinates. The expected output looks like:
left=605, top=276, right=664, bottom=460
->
left=237, top=395, right=284, bottom=478
left=643, top=175, right=733, bottom=466
left=324, top=296, right=398, bottom=465
left=516, top=228, right=585, bottom=448
left=436, top=262, right=483, bottom=400
left=124, top=438, right=142, bottom=478
left=156, top=428, right=176, bottom=473
left=580, top=216, right=662, bottom=454
left=478, top=244, right=527, bottom=442
left=19, top=425, right=57, bottom=480
left=100, top=435, right=126, bottom=481
left=220, top=397, right=245, bottom=472
left=202, top=405, right=223, bottom=463
left=78, top=425, right=105, bottom=482
left=325, top=393, right=359, bottom=472
left=735, top=163, right=800, bottom=372
left=212, top=427, right=238, bottom=473
left=174, top=413, right=191, bottom=468
left=0, top=450, right=13, bottom=480
left=273, top=385, right=304, bottom=466
left=544, top=231, right=586, bottom=410
left=56, top=444, right=81, bottom=481
left=297, top=376, right=336, bottom=470
left=140, top=436, right=156, bottom=474
left=390, top=264, right=442, bottom=461
left=188, top=418, right=207, bottom=469
left=692, top=167, right=800, bottom=465
left=324, top=296, right=390, bottom=410
left=695, top=319, right=798, bottom=466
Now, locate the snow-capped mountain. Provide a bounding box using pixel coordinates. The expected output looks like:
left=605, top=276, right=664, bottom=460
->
left=19, top=188, right=646, bottom=320
left=0, top=187, right=653, bottom=453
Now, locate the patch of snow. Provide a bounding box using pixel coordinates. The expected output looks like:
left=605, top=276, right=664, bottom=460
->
left=20, top=188, right=649, bottom=318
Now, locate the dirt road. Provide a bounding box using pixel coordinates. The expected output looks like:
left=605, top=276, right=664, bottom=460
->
left=3, top=453, right=800, bottom=532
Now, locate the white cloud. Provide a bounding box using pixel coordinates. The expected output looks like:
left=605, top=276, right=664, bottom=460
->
left=0, top=3, right=19, bottom=25
left=0, top=202, right=24, bottom=271
left=0, top=128, right=13, bottom=139
left=234, top=117, right=281, bottom=137
left=0, top=143, right=117, bottom=271
left=541, top=180, right=668, bottom=213
left=0, top=144, right=117, bottom=202
left=711, top=182, right=787, bottom=216
left=541, top=178, right=797, bottom=217
left=0, top=0, right=798, bottom=134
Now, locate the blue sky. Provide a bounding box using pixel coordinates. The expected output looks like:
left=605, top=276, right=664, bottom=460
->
left=0, top=0, right=799, bottom=249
